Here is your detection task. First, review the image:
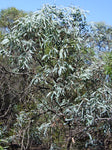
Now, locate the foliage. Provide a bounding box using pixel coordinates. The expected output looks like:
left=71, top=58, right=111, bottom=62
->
left=90, top=22, right=112, bottom=52
left=0, top=7, right=27, bottom=44
left=0, top=139, right=8, bottom=150
left=0, top=5, right=112, bottom=150
left=0, top=31, right=4, bottom=42
left=0, top=7, right=27, bottom=32
left=104, top=51, right=112, bottom=82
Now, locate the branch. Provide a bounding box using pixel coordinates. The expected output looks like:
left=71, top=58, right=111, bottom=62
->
left=0, top=64, right=35, bottom=75
left=0, top=104, right=11, bottom=118
left=67, top=137, right=72, bottom=150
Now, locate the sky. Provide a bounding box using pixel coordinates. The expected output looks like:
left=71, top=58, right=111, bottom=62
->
left=0, top=0, right=112, bottom=26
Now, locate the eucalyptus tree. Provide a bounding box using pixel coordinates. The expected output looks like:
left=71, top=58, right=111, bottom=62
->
left=0, top=7, right=27, bottom=33
left=0, top=5, right=112, bottom=150
left=91, top=22, right=112, bottom=51
left=93, top=22, right=112, bottom=83
left=88, top=22, right=112, bottom=85
left=104, top=51, right=112, bottom=83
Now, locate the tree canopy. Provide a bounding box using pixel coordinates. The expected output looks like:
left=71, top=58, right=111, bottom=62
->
left=0, top=7, right=27, bottom=32
left=0, top=5, right=112, bottom=150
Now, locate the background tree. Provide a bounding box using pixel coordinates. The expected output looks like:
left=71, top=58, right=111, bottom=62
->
left=88, top=22, right=112, bottom=85
left=0, top=7, right=27, bottom=33
left=90, top=22, right=112, bottom=52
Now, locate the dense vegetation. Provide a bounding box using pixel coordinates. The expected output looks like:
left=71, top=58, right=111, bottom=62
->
left=0, top=5, right=112, bottom=150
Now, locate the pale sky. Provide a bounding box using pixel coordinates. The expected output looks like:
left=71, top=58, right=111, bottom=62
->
left=0, top=0, right=112, bottom=26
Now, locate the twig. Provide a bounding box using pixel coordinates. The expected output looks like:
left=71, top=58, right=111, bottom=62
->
left=0, top=104, right=11, bottom=118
